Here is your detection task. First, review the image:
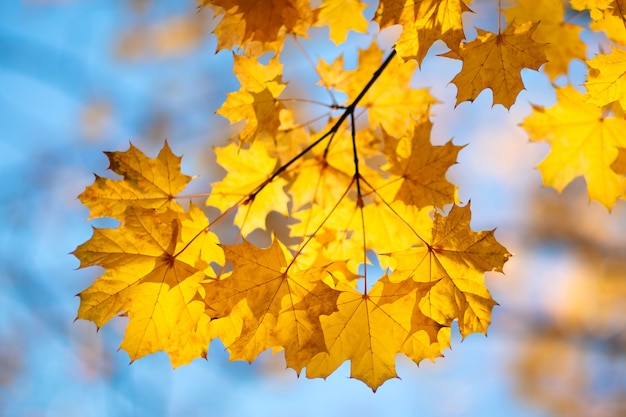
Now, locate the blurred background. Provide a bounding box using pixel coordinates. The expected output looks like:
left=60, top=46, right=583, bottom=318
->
left=1, top=0, right=625, bottom=416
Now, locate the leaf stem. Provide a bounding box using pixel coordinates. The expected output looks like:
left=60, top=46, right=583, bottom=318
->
left=358, top=175, right=430, bottom=247
left=498, top=0, right=502, bottom=34
left=177, top=50, right=398, bottom=259
left=286, top=178, right=355, bottom=273
left=350, top=111, right=368, bottom=293
left=277, top=97, right=346, bottom=110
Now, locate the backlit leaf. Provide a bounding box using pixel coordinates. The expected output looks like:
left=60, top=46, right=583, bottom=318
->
left=522, top=86, right=626, bottom=207
left=74, top=204, right=223, bottom=366
left=385, top=204, right=511, bottom=336
left=78, top=142, right=191, bottom=220
left=204, top=238, right=341, bottom=373
left=314, top=0, right=368, bottom=44
left=443, top=22, right=547, bottom=109
left=375, top=0, right=472, bottom=63
left=206, top=141, right=290, bottom=235
left=306, top=276, right=448, bottom=391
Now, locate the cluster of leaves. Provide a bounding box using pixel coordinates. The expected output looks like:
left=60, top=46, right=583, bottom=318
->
left=74, top=0, right=626, bottom=390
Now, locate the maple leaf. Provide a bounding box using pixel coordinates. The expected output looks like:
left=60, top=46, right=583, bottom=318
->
left=384, top=204, right=511, bottom=336
left=286, top=126, right=432, bottom=264
left=522, top=86, right=626, bottom=208
left=582, top=1, right=626, bottom=44
left=316, top=54, right=351, bottom=90
left=200, top=0, right=316, bottom=55
left=78, top=141, right=191, bottom=220
left=206, top=141, right=290, bottom=235
left=314, top=0, right=368, bottom=45
left=503, top=0, right=586, bottom=80
left=374, top=0, right=472, bottom=63
left=381, top=116, right=462, bottom=209
left=74, top=204, right=223, bottom=366
left=217, top=55, right=286, bottom=143
left=230, top=54, right=285, bottom=96
left=286, top=144, right=354, bottom=217
left=585, top=47, right=626, bottom=109
left=287, top=126, right=381, bottom=212
left=305, top=276, right=449, bottom=391
left=290, top=185, right=433, bottom=282
left=204, top=238, right=340, bottom=373
left=443, top=22, right=547, bottom=109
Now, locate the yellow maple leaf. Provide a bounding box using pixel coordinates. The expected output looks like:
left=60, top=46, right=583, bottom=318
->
left=381, top=116, right=462, bottom=209
left=74, top=204, right=223, bottom=366
left=231, top=54, right=285, bottom=96
left=204, top=238, right=341, bottom=373
left=78, top=141, right=191, bottom=220
left=200, top=0, right=316, bottom=55
left=287, top=147, right=352, bottom=216
left=375, top=0, right=472, bottom=63
left=288, top=126, right=380, bottom=212
left=220, top=89, right=285, bottom=143
left=503, top=0, right=586, bottom=80
left=316, top=54, right=350, bottom=90
left=384, top=204, right=511, bottom=336
left=206, top=141, right=290, bottom=235
left=585, top=47, right=626, bottom=109
left=290, top=183, right=434, bottom=276
left=286, top=126, right=425, bottom=266
left=217, top=55, right=286, bottom=143
left=314, top=0, right=368, bottom=44
left=584, top=1, right=626, bottom=43
left=522, top=85, right=626, bottom=208
left=592, top=15, right=626, bottom=45
left=571, top=0, right=616, bottom=20
left=444, top=22, right=547, bottom=109
left=305, top=276, right=449, bottom=391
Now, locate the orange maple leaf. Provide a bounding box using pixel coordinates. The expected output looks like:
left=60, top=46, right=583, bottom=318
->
left=200, top=0, right=316, bottom=55
left=78, top=141, right=191, bottom=220
left=444, top=22, right=547, bottom=109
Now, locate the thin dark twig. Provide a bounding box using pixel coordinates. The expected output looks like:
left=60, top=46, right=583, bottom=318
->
left=178, top=49, right=398, bottom=255
left=246, top=49, right=398, bottom=203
